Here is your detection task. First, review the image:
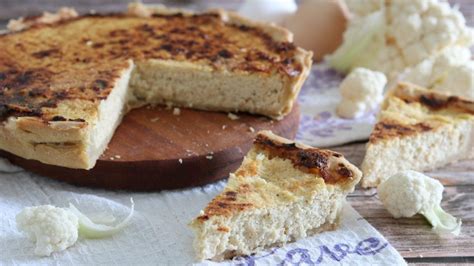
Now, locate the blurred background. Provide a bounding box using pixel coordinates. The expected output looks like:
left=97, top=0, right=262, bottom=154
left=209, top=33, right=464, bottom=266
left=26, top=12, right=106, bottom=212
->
left=0, top=0, right=472, bottom=26
left=0, top=0, right=241, bottom=26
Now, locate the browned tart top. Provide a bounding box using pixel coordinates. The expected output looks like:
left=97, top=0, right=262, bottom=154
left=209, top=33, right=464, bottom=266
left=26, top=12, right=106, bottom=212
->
left=369, top=82, right=474, bottom=143
left=0, top=11, right=305, bottom=121
left=253, top=133, right=355, bottom=185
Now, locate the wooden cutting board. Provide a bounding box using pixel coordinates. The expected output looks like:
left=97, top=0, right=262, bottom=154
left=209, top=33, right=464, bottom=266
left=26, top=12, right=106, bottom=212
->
left=1, top=104, right=300, bottom=191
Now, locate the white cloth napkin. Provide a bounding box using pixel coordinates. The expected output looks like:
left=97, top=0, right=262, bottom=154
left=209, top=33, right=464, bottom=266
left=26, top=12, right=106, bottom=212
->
left=0, top=162, right=406, bottom=265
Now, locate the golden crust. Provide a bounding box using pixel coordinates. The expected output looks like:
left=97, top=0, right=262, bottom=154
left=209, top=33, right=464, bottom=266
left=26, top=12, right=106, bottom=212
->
left=195, top=130, right=362, bottom=222
left=390, top=82, right=474, bottom=114
left=253, top=131, right=356, bottom=185
left=370, top=82, right=474, bottom=143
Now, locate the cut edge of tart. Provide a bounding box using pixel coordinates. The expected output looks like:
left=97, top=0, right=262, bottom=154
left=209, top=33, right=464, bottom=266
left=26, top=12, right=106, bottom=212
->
left=361, top=82, right=474, bottom=188
left=190, top=130, right=362, bottom=261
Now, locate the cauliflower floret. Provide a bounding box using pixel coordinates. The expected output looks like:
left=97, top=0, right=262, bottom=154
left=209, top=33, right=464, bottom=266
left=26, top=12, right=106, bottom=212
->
left=404, top=46, right=473, bottom=100
left=16, top=205, right=79, bottom=256
left=431, top=46, right=472, bottom=78
left=336, top=68, right=387, bottom=118
left=378, top=170, right=461, bottom=236
left=432, top=63, right=474, bottom=99
left=390, top=13, right=423, bottom=47
left=404, top=59, right=435, bottom=87
left=16, top=199, right=134, bottom=257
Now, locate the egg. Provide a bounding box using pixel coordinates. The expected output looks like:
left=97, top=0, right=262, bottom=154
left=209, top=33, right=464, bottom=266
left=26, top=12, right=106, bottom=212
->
left=285, top=0, right=350, bottom=62
left=238, top=0, right=297, bottom=25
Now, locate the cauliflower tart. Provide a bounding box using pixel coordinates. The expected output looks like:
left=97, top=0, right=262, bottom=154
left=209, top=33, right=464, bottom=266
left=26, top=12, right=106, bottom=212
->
left=361, top=82, right=474, bottom=188
left=190, top=131, right=362, bottom=261
left=0, top=4, right=312, bottom=169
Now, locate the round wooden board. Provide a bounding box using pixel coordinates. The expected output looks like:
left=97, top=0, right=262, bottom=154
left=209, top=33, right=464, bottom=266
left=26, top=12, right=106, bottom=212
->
left=1, top=104, right=300, bottom=191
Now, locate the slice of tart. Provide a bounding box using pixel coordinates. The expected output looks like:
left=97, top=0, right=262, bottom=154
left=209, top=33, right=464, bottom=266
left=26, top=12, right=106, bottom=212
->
left=361, top=82, right=474, bottom=188
left=0, top=4, right=312, bottom=169
left=190, top=130, right=362, bottom=261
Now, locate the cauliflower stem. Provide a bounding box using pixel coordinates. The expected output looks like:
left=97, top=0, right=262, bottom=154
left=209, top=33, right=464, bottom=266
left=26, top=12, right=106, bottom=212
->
left=421, top=204, right=462, bottom=236
left=326, top=10, right=385, bottom=73
left=69, top=198, right=135, bottom=239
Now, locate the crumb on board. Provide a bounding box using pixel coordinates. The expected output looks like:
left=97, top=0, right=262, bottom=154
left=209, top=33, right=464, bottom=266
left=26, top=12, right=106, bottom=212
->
left=227, top=113, right=239, bottom=120
left=222, top=125, right=227, bottom=130
left=178, top=158, right=183, bottom=164
left=206, top=155, right=213, bottom=160
left=173, top=107, right=181, bottom=115
left=150, top=117, right=159, bottom=122
left=109, top=157, right=115, bottom=160
left=86, top=40, right=93, bottom=46
left=248, top=127, right=255, bottom=133
left=114, top=155, right=121, bottom=159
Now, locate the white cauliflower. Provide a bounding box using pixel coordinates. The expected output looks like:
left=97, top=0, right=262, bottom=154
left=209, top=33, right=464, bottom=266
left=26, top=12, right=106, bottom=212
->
left=431, top=63, right=474, bottom=99
left=16, top=199, right=135, bottom=256
left=336, top=68, right=387, bottom=118
left=404, top=46, right=473, bottom=99
left=16, top=205, right=79, bottom=256
left=378, top=170, right=462, bottom=237
left=331, top=0, right=474, bottom=78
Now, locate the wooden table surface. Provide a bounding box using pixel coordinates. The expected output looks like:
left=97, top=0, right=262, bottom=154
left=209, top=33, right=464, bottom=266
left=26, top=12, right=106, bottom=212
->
left=0, top=0, right=473, bottom=264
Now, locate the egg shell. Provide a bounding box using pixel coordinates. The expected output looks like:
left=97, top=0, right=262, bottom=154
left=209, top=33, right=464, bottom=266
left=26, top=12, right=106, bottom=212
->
left=285, top=0, right=349, bottom=61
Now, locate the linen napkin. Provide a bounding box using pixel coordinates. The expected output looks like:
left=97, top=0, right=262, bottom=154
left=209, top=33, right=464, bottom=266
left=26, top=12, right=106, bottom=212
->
left=0, top=162, right=405, bottom=265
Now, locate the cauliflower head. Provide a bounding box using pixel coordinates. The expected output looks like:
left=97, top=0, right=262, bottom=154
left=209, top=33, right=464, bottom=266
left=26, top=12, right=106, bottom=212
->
left=330, top=0, right=473, bottom=78
left=16, top=205, right=79, bottom=256
left=378, top=170, right=461, bottom=236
